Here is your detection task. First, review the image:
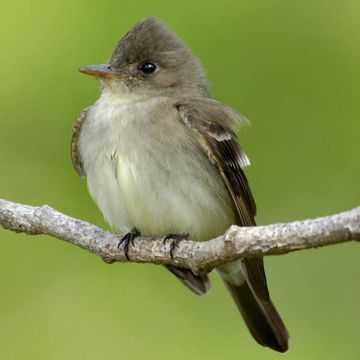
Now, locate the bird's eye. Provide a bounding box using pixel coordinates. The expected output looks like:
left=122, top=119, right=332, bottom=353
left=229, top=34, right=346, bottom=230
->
left=140, top=62, right=157, bottom=74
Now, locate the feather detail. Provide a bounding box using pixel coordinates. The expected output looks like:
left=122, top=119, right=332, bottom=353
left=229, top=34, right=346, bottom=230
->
left=71, top=107, right=90, bottom=177
left=176, top=98, right=288, bottom=352
left=176, top=98, right=256, bottom=223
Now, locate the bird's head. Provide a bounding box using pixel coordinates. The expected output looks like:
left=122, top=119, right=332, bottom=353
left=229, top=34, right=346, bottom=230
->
left=80, top=17, right=208, bottom=99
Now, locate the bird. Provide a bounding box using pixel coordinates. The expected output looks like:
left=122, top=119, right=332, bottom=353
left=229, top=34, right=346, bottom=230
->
left=71, top=16, right=288, bottom=352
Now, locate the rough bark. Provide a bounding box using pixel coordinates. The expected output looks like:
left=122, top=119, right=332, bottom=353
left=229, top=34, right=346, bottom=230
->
left=0, top=198, right=359, bottom=274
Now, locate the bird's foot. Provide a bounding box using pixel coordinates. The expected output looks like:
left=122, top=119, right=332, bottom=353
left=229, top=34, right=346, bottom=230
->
left=163, top=233, right=189, bottom=259
left=118, top=227, right=141, bottom=260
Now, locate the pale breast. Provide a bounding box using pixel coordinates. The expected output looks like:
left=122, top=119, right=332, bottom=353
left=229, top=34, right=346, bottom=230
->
left=79, top=96, right=237, bottom=240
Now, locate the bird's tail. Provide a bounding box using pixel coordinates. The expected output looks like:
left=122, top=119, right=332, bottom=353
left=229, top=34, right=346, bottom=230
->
left=217, top=258, right=288, bottom=352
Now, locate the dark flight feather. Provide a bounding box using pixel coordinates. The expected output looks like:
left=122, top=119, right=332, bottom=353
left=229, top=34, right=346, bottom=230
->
left=177, top=98, right=288, bottom=352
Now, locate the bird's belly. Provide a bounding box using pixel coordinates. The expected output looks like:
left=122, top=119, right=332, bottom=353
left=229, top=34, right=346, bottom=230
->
left=81, top=99, right=237, bottom=240
left=113, top=140, right=237, bottom=241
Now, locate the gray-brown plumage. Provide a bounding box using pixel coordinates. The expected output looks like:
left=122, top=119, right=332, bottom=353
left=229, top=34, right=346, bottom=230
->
left=72, top=16, right=288, bottom=352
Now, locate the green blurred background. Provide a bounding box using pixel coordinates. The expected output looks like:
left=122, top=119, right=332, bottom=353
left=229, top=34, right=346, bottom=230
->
left=0, top=0, right=359, bottom=359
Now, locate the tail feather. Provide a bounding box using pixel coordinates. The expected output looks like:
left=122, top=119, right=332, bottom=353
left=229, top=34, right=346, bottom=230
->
left=218, top=259, right=288, bottom=353
left=223, top=280, right=288, bottom=352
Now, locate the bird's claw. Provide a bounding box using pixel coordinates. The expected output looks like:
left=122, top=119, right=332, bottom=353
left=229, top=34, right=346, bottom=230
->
left=118, top=227, right=141, bottom=260
left=163, top=233, right=189, bottom=259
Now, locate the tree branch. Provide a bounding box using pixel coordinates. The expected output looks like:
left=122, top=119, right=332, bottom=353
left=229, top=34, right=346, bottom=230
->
left=0, top=198, right=359, bottom=274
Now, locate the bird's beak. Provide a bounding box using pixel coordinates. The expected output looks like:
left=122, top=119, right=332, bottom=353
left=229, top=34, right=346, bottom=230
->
left=79, top=64, right=126, bottom=78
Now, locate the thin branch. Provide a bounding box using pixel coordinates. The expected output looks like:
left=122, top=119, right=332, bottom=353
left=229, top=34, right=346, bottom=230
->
left=0, top=198, right=359, bottom=274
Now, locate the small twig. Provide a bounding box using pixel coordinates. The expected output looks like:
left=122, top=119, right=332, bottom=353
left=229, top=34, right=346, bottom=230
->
left=0, top=198, right=359, bottom=274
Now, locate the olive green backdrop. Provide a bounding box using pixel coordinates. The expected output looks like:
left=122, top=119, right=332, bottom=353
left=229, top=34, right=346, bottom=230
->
left=0, top=0, right=359, bottom=359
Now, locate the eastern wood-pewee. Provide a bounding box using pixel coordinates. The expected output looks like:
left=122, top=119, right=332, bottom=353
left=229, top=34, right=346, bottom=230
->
left=71, top=17, right=288, bottom=352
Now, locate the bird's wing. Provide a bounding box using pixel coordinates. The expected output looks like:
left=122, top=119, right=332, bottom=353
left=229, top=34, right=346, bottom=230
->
left=71, top=107, right=90, bottom=177
left=176, top=98, right=256, bottom=226
left=176, top=98, right=267, bottom=291
left=176, top=98, right=265, bottom=291
left=176, top=98, right=288, bottom=352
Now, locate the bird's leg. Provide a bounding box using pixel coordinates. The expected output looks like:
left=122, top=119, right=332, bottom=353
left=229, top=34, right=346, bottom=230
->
left=163, top=233, right=189, bottom=259
left=118, top=227, right=141, bottom=260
